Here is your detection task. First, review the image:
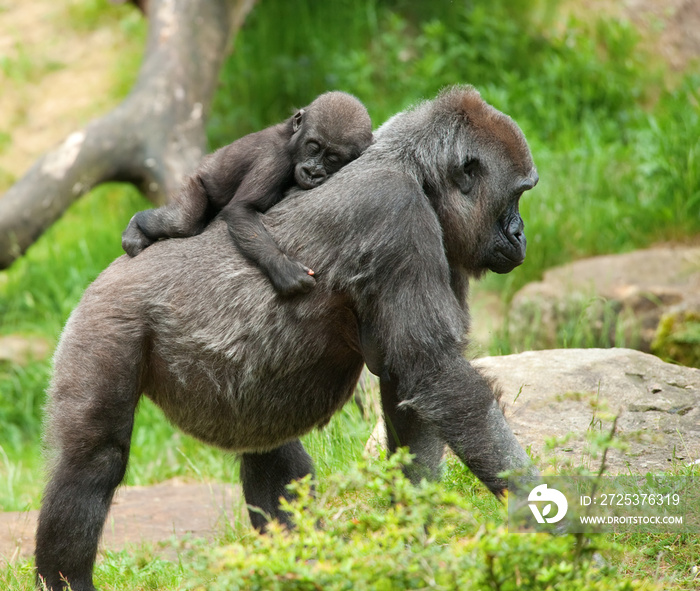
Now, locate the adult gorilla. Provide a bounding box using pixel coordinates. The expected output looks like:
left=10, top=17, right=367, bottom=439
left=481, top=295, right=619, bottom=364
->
left=36, top=86, right=539, bottom=591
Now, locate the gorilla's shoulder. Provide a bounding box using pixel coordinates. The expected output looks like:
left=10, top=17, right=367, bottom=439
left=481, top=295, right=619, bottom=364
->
left=331, top=163, right=427, bottom=211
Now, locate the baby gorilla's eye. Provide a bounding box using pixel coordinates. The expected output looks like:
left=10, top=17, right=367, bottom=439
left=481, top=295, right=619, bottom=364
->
left=463, top=158, right=479, bottom=177
left=306, top=141, right=320, bottom=155
left=326, top=153, right=341, bottom=164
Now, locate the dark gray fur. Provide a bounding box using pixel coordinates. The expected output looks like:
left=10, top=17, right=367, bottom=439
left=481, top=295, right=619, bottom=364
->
left=121, top=91, right=373, bottom=296
left=35, top=85, right=539, bottom=591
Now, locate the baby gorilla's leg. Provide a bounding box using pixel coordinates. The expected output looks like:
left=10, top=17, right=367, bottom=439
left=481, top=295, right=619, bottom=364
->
left=121, top=176, right=210, bottom=257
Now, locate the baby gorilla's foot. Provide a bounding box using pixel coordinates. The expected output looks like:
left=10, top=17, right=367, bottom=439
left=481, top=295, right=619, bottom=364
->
left=122, top=215, right=154, bottom=257
left=269, top=257, right=317, bottom=296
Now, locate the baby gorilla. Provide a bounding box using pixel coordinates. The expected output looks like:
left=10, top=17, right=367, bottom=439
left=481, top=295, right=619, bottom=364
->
left=122, top=91, right=372, bottom=295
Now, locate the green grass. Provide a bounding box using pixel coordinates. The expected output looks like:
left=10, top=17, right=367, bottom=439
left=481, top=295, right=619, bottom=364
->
left=2, top=455, right=671, bottom=590
left=0, top=44, right=63, bottom=85
left=64, top=0, right=145, bottom=33
left=1, top=0, right=699, bottom=588
left=0, top=184, right=147, bottom=336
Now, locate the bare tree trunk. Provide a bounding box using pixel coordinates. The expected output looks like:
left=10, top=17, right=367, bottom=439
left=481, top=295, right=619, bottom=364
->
left=0, top=0, right=256, bottom=269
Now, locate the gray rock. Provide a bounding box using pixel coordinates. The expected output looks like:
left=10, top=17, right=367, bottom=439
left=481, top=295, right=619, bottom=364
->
left=475, top=348, right=700, bottom=474
left=367, top=348, right=700, bottom=475
left=508, top=246, right=700, bottom=355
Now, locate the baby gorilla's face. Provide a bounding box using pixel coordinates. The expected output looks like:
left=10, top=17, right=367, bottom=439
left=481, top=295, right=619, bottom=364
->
left=290, top=91, right=373, bottom=191
left=294, top=138, right=350, bottom=190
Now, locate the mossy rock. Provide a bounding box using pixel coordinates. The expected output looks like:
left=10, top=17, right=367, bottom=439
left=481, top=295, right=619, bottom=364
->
left=652, top=308, right=700, bottom=368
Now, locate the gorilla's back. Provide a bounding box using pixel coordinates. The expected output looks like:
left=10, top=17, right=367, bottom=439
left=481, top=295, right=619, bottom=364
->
left=61, top=218, right=363, bottom=452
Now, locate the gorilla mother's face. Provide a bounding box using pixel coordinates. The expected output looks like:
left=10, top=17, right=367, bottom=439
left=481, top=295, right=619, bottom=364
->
left=437, top=90, right=538, bottom=277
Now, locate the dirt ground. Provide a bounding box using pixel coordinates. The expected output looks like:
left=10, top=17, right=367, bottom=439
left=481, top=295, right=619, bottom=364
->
left=1, top=0, right=699, bottom=565
left=0, top=480, right=243, bottom=562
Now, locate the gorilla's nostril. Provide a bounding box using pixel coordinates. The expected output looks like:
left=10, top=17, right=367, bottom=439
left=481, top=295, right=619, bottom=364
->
left=302, top=166, right=324, bottom=180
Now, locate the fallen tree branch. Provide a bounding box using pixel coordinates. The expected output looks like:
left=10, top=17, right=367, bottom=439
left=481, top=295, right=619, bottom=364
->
left=0, top=0, right=256, bottom=269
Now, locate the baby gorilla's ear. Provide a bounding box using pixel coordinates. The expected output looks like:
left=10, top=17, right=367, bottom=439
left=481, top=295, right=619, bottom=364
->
left=292, top=109, right=305, bottom=133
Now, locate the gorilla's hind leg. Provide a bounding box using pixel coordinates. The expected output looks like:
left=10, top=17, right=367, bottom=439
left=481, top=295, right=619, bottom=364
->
left=240, top=440, right=315, bottom=532
left=35, top=417, right=135, bottom=591
left=35, top=430, right=133, bottom=591
left=35, top=332, right=141, bottom=591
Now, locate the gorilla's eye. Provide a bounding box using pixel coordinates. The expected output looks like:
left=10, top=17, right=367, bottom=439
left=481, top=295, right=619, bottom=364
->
left=307, top=141, right=320, bottom=155
left=463, top=158, right=479, bottom=178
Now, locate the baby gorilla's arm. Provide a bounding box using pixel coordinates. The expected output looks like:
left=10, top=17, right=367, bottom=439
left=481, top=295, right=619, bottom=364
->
left=221, top=158, right=316, bottom=296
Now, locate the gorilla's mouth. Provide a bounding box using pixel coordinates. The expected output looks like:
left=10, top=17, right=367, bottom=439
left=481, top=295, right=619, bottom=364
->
left=489, top=251, right=525, bottom=274
left=295, top=165, right=327, bottom=190
left=296, top=176, right=323, bottom=190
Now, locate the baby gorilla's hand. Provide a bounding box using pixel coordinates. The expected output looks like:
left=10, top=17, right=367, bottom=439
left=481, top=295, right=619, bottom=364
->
left=269, top=256, right=317, bottom=296
left=122, top=214, right=154, bottom=257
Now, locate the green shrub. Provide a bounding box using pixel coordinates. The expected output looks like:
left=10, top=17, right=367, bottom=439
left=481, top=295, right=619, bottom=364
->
left=188, top=453, right=655, bottom=591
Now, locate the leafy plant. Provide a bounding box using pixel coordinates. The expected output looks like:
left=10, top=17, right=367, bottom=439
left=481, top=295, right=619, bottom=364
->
left=189, top=451, right=654, bottom=591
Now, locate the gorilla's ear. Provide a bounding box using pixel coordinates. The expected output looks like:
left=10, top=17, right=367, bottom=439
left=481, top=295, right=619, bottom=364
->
left=452, top=157, right=480, bottom=195
left=292, top=109, right=305, bottom=133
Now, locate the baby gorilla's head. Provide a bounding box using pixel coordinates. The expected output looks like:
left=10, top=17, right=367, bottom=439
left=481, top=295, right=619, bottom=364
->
left=290, top=91, right=372, bottom=190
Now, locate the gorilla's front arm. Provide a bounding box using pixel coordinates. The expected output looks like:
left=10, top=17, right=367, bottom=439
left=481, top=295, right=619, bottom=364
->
left=349, top=174, right=533, bottom=493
